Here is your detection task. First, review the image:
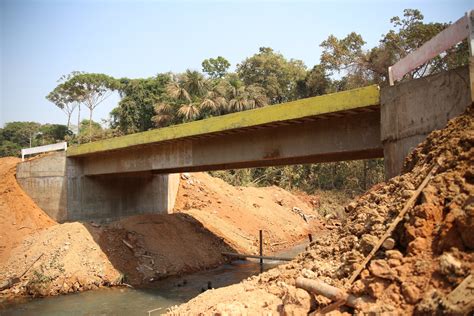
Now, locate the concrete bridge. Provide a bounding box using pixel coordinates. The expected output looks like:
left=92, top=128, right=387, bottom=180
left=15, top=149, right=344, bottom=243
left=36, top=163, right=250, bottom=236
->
left=17, top=67, right=472, bottom=222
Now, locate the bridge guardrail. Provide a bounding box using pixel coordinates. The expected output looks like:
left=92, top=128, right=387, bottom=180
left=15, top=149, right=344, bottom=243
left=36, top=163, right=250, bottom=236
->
left=21, top=142, right=68, bottom=161
left=388, top=10, right=473, bottom=86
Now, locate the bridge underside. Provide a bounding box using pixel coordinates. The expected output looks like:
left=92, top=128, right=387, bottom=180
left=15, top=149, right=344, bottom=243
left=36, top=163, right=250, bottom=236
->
left=76, top=109, right=383, bottom=176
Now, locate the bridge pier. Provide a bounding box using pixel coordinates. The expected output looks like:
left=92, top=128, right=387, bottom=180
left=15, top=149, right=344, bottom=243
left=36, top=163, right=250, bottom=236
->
left=66, top=158, right=180, bottom=222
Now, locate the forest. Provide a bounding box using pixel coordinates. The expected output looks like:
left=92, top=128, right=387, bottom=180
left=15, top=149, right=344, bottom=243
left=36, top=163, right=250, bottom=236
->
left=1, top=9, right=468, bottom=194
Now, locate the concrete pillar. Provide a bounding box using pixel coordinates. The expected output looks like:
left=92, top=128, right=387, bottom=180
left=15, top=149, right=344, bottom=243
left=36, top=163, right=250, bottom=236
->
left=66, top=156, right=180, bottom=221
left=381, top=66, right=471, bottom=179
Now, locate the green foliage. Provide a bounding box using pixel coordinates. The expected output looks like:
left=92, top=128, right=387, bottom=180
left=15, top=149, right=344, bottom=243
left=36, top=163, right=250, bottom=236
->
left=319, top=9, right=469, bottom=88
left=111, top=74, right=170, bottom=134
left=210, top=159, right=385, bottom=196
left=47, top=72, right=119, bottom=142
left=202, top=56, right=231, bottom=79
left=39, top=124, right=71, bottom=143
left=237, top=47, right=307, bottom=104
left=0, top=122, right=69, bottom=157
left=1, top=121, right=41, bottom=148
left=76, top=119, right=112, bottom=143
left=151, top=70, right=268, bottom=128
left=0, top=140, right=22, bottom=157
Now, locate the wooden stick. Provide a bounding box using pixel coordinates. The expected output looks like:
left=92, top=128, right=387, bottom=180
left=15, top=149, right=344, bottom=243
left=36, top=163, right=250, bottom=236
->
left=345, top=165, right=437, bottom=286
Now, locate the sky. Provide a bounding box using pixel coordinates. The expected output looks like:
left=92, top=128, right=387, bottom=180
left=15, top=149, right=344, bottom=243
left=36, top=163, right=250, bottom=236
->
left=0, top=0, right=472, bottom=128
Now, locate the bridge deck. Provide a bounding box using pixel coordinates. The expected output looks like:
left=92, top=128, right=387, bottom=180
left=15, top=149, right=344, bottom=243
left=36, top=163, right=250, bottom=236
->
left=67, top=85, right=380, bottom=157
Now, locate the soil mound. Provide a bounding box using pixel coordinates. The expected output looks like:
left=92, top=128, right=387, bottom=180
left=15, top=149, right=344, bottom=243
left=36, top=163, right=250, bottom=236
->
left=175, top=172, right=323, bottom=254
left=169, top=106, right=474, bottom=315
left=0, top=157, right=55, bottom=264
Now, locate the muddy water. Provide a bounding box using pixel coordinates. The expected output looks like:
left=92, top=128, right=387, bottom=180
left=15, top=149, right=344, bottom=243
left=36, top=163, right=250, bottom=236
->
left=0, top=243, right=307, bottom=315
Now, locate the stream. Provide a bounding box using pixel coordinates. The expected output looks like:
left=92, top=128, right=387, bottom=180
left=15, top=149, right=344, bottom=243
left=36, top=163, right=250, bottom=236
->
left=0, top=243, right=307, bottom=315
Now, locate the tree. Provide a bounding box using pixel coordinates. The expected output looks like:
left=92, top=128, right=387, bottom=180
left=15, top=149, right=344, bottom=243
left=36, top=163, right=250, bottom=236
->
left=223, top=76, right=268, bottom=111
left=66, top=73, right=118, bottom=142
left=237, top=47, right=307, bottom=104
left=39, top=124, right=70, bottom=143
left=202, top=56, right=231, bottom=79
left=296, top=64, right=331, bottom=98
left=318, top=9, right=469, bottom=88
left=111, top=74, right=170, bottom=134
left=46, top=83, right=78, bottom=131
left=1, top=121, right=41, bottom=148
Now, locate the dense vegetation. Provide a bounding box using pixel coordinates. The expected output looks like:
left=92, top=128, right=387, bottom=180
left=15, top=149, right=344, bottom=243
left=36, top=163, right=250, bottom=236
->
left=1, top=9, right=468, bottom=194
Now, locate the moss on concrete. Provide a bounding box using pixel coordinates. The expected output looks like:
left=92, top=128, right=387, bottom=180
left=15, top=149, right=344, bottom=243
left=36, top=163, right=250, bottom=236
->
left=67, top=85, right=380, bottom=157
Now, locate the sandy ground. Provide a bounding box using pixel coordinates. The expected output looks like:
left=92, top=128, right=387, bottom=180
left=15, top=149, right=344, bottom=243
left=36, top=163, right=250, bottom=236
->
left=0, top=157, right=328, bottom=299
left=169, top=106, right=474, bottom=315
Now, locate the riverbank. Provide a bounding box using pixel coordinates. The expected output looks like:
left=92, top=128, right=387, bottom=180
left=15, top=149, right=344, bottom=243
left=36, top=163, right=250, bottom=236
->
left=0, top=158, right=335, bottom=300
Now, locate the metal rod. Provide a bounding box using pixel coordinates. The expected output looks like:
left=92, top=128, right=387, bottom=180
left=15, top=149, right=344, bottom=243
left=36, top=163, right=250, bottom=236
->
left=259, top=230, right=263, bottom=273
left=221, top=252, right=292, bottom=261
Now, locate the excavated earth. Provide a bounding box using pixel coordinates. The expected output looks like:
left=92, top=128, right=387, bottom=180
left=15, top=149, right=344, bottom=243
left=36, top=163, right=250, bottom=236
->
left=168, top=106, right=474, bottom=315
left=0, top=157, right=325, bottom=300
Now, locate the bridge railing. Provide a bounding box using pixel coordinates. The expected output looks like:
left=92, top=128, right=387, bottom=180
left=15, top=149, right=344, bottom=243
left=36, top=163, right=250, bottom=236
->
left=21, top=142, right=68, bottom=161
left=388, top=10, right=474, bottom=86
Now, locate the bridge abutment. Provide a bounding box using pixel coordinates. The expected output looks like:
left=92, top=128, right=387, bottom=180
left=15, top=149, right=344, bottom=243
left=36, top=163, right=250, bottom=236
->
left=381, top=66, right=471, bottom=179
left=17, top=152, right=180, bottom=222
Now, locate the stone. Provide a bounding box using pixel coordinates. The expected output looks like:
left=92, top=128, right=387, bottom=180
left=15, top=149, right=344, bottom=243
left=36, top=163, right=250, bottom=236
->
left=382, top=237, right=396, bottom=250
left=385, top=250, right=403, bottom=260
left=401, top=282, right=420, bottom=304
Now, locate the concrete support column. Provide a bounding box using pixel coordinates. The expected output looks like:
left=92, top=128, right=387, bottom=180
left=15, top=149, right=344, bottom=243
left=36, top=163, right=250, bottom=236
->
left=381, top=66, right=471, bottom=179
left=66, top=157, right=180, bottom=221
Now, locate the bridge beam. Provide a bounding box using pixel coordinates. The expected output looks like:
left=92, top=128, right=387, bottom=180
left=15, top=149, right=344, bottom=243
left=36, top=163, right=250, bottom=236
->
left=75, top=110, right=383, bottom=176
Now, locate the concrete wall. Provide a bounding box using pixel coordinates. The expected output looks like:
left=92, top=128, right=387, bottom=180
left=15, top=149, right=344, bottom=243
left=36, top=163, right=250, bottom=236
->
left=16, top=153, right=180, bottom=222
left=16, top=152, right=68, bottom=222
left=381, top=66, right=471, bottom=178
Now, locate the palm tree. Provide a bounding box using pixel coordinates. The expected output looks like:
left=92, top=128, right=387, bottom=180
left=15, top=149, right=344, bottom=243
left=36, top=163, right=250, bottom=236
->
left=200, top=87, right=227, bottom=114
left=152, top=102, right=174, bottom=127
left=224, top=78, right=268, bottom=112
left=181, top=70, right=207, bottom=97
left=178, top=102, right=201, bottom=121
left=166, top=82, right=191, bottom=101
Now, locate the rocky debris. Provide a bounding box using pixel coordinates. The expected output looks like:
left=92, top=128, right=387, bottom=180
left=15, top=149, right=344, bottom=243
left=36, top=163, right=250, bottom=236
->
left=291, top=206, right=316, bottom=222
left=169, top=106, right=474, bottom=315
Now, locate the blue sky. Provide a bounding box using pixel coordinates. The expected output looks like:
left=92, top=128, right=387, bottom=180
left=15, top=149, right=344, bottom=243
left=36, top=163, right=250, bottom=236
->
left=0, top=0, right=471, bottom=127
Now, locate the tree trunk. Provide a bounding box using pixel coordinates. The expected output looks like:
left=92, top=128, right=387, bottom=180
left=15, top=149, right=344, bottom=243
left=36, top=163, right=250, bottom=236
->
left=66, top=114, right=71, bottom=132
left=77, top=104, right=81, bottom=144
left=89, top=108, right=93, bottom=142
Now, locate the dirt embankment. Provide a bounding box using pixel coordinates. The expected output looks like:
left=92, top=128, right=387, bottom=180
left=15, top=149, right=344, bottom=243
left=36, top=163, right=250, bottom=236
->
left=169, top=106, right=474, bottom=315
left=175, top=172, right=323, bottom=254
left=0, top=157, right=325, bottom=299
left=0, top=157, right=55, bottom=263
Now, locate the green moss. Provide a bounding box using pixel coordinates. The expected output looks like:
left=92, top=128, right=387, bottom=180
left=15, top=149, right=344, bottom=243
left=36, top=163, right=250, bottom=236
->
left=68, top=85, right=380, bottom=157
